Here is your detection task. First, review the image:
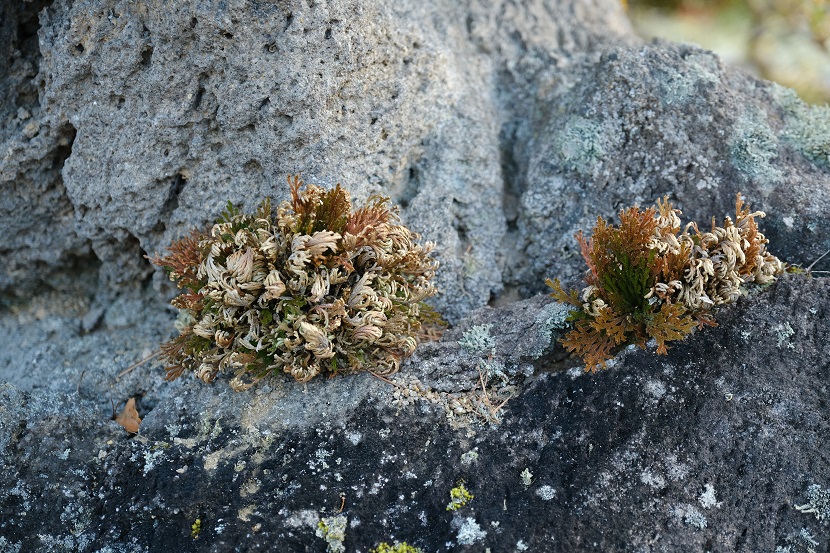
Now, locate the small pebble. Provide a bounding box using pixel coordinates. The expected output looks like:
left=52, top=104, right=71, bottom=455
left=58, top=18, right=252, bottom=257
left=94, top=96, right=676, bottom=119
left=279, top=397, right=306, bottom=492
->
left=23, top=121, right=40, bottom=139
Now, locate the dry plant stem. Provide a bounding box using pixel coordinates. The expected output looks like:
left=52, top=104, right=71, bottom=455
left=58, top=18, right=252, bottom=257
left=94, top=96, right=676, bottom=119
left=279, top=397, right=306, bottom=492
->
left=367, top=370, right=405, bottom=388
left=475, top=366, right=511, bottom=422
left=805, top=248, right=830, bottom=273
left=371, top=367, right=512, bottom=425
left=77, top=369, right=86, bottom=395
left=116, top=351, right=162, bottom=380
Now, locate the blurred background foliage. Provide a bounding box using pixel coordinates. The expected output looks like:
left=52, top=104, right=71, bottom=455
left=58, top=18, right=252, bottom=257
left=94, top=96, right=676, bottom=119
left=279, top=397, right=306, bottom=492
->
left=627, top=0, right=830, bottom=104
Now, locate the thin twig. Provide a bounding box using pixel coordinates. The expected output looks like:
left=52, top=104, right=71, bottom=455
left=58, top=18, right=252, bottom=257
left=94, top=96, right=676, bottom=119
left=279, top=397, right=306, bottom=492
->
left=117, top=350, right=162, bottom=379
left=77, top=369, right=87, bottom=395
left=367, top=370, right=406, bottom=389
left=806, top=248, right=830, bottom=273
left=493, top=396, right=512, bottom=412
left=370, top=366, right=512, bottom=424
left=477, top=366, right=489, bottom=396
left=476, top=365, right=502, bottom=422
left=475, top=362, right=516, bottom=422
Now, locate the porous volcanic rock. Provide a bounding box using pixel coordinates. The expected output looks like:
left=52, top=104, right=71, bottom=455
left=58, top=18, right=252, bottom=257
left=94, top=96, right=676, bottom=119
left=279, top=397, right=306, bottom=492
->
left=1, top=0, right=829, bottom=552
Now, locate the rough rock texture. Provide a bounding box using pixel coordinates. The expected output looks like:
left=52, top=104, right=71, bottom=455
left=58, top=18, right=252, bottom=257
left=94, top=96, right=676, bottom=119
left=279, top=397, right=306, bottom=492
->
left=507, top=41, right=830, bottom=295
left=1, top=276, right=828, bottom=552
left=2, top=0, right=830, bottom=551
left=0, top=0, right=633, bottom=321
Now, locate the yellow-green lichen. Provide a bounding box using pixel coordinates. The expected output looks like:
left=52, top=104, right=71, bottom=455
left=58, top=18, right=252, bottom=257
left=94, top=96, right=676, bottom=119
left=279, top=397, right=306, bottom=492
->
left=371, top=542, right=423, bottom=553
left=446, top=482, right=474, bottom=511
left=191, top=517, right=201, bottom=539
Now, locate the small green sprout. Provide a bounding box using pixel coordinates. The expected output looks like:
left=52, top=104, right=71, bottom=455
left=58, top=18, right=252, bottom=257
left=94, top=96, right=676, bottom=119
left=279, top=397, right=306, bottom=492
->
left=317, top=515, right=347, bottom=553
left=191, top=517, right=201, bottom=539
left=446, top=481, right=474, bottom=511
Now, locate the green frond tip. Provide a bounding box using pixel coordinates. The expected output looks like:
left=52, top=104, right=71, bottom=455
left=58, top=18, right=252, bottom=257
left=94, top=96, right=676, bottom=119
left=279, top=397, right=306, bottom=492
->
left=217, top=200, right=241, bottom=224
left=546, top=193, right=785, bottom=371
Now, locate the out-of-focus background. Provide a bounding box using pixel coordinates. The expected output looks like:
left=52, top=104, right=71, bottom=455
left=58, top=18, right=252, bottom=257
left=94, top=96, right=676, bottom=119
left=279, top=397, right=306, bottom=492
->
left=627, top=0, right=830, bottom=104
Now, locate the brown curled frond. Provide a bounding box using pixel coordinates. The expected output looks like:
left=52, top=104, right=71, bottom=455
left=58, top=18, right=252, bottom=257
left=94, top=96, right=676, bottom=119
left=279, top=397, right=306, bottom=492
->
left=548, top=194, right=783, bottom=372
left=153, top=176, right=440, bottom=388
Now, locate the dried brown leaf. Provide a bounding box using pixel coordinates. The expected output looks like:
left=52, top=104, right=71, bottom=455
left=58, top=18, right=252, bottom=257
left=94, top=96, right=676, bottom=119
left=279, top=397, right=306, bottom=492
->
left=560, top=320, right=617, bottom=372
left=590, top=308, right=630, bottom=345
left=148, top=228, right=205, bottom=290
left=645, top=302, right=697, bottom=355
left=115, top=397, right=142, bottom=434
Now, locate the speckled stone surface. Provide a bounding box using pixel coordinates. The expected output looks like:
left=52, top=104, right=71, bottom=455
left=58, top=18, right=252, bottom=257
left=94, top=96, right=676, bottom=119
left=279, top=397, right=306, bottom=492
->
left=1, top=0, right=829, bottom=551
left=1, top=277, right=828, bottom=552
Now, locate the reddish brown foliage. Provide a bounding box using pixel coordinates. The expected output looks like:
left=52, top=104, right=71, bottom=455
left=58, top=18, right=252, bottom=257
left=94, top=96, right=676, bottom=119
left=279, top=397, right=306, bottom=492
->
left=547, top=195, right=782, bottom=372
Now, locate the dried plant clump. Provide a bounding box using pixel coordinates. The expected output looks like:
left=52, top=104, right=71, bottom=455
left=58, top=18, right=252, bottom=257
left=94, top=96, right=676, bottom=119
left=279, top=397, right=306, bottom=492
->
left=151, top=176, right=440, bottom=388
left=548, top=194, right=785, bottom=371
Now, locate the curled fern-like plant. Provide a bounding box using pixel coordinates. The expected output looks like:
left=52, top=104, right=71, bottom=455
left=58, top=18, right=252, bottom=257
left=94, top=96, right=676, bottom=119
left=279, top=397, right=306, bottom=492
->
left=547, top=194, right=785, bottom=371
left=151, top=175, right=441, bottom=389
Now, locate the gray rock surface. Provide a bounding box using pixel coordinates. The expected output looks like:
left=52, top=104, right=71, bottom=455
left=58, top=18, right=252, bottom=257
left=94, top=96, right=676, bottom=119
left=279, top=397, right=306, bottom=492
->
left=507, top=41, right=830, bottom=296
left=1, top=276, right=828, bottom=552
left=0, top=0, right=633, bottom=321
left=1, top=0, right=829, bottom=551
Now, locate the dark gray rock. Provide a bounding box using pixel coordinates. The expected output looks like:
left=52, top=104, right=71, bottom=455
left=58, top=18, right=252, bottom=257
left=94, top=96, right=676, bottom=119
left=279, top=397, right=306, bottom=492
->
left=1, top=276, right=828, bottom=552
left=0, top=1, right=93, bottom=295
left=2, top=0, right=830, bottom=552
left=506, top=41, right=830, bottom=295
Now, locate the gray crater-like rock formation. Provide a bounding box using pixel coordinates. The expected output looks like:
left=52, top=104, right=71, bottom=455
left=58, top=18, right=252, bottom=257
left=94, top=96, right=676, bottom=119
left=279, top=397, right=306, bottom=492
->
left=1, top=0, right=634, bottom=322
left=1, top=0, right=829, bottom=552
left=507, top=41, right=830, bottom=296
